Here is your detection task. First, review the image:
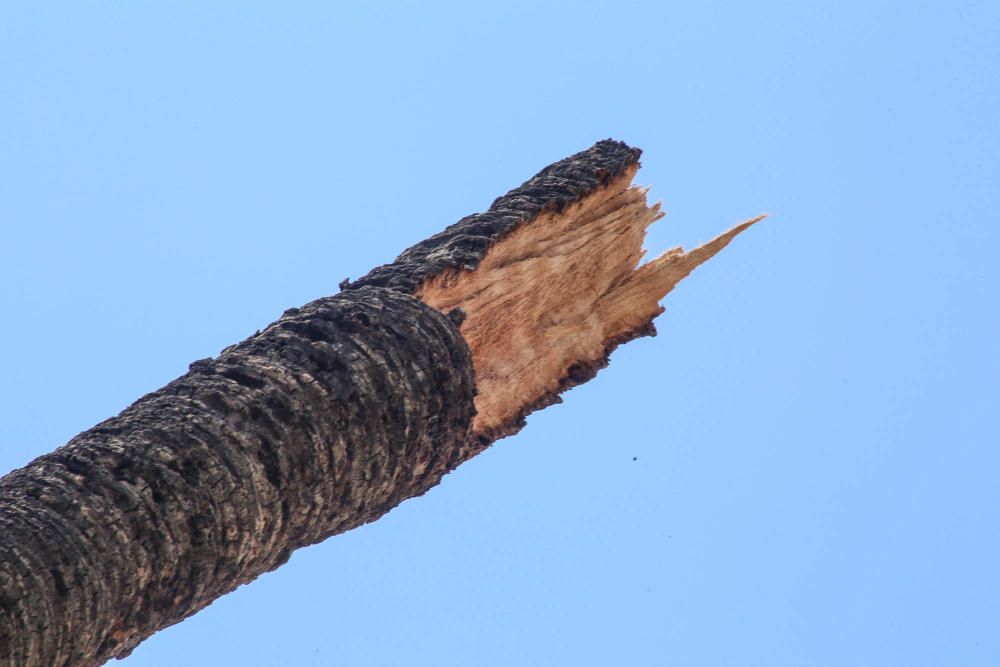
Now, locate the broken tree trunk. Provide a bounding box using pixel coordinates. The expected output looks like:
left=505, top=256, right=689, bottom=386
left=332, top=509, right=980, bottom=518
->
left=0, top=140, right=761, bottom=666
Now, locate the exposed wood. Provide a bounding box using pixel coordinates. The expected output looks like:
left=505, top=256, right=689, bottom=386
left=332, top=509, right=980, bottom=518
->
left=0, top=140, right=760, bottom=666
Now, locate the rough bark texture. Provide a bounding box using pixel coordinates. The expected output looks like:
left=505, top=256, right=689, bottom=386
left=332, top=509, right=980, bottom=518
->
left=351, top=140, right=760, bottom=443
left=0, top=139, right=759, bottom=666
left=347, top=140, right=642, bottom=295
left=0, top=289, right=476, bottom=666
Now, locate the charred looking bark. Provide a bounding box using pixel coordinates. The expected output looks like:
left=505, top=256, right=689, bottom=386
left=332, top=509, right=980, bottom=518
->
left=0, top=139, right=757, bottom=666
left=348, top=139, right=641, bottom=295
left=0, top=289, right=476, bottom=666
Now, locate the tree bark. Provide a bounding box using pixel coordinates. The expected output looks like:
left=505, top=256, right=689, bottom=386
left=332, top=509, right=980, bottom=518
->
left=0, top=140, right=759, bottom=666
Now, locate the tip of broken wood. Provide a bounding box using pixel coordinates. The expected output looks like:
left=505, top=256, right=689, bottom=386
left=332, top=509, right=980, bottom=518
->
left=416, top=156, right=763, bottom=443
left=678, top=212, right=766, bottom=268
left=724, top=212, right=768, bottom=239
left=617, top=211, right=765, bottom=313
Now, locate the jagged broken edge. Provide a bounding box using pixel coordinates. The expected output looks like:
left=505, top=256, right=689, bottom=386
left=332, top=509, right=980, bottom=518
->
left=491, top=213, right=765, bottom=445
left=346, top=139, right=643, bottom=295
left=345, top=140, right=759, bottom=445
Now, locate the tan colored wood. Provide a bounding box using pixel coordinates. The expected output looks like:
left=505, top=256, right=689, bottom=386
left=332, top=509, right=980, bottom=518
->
left=417, top=166, right=763, bottom=439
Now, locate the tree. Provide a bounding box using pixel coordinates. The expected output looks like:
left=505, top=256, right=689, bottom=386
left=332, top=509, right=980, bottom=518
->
left=0, top=140, right=760, bottom=666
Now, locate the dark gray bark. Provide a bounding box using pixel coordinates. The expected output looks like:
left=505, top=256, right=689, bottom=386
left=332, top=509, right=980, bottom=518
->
left=0, top=140, right=646, bottom=666
left=348, top=139, right=641, bottom=294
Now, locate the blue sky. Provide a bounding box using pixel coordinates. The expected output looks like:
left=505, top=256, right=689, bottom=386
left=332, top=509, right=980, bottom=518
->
left=1, top=2, right=998, bottom=665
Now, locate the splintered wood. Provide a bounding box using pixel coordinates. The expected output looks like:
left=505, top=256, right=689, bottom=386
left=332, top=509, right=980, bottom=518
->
left=416, top=165, right=763, bottom=440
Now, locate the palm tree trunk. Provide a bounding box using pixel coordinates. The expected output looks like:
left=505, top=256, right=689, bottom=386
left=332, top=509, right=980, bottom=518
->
left=0, top=140, right=760, bottom=666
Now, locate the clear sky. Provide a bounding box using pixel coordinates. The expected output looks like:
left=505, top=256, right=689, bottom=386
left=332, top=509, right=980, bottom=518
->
left=1, top=2, right=998, bottom=665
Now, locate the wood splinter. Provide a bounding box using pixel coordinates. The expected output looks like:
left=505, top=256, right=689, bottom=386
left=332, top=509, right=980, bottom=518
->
left=0, top=139, right=761, bottom=667
left=412, top=160, right=764, bottom=442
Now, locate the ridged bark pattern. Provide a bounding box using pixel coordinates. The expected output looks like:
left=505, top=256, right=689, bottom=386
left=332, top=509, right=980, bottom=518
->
left=349, top=139, right=653, bottom=443
left=0, top=287, right=476, bottom=666
left=347, top=139, right=642, bottom=295
left=0, top=138, right=681, bottom=667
